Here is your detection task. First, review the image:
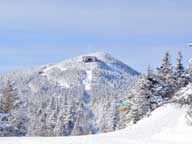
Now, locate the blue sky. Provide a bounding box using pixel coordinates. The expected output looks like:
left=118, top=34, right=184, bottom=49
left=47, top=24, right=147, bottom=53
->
left=0, top=0, right=192, bottom=73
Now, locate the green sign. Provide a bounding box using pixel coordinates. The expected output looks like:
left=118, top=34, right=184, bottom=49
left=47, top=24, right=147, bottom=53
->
left=116, top=102, right=129, bottom=108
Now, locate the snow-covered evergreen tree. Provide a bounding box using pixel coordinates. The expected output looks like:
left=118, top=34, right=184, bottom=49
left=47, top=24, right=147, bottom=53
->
left=156, top=52, right=176, bottom=99
left=54, top=94, right=71, bottom=136
left=176, top=51, right=184, bottom=75
left=174, top=51, right=189, bottom=88
left=128, top=75, right=153, bottom=123
left=175, top=84, right=192, bottom=125
left=157, top=52, right=173, bottom=81
left=0, top=80, right=17, bottom=113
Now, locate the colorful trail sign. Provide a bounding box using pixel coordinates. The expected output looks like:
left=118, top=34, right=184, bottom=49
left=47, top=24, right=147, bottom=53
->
left=116, top=102, right=129, bottom=113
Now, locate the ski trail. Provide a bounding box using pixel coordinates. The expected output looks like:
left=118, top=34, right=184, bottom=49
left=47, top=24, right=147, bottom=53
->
left=83, top=70, right=92, bottom=91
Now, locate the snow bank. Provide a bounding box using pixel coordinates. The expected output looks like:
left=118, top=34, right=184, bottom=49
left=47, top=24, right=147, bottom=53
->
left=1, top=104, right=192, bottom=144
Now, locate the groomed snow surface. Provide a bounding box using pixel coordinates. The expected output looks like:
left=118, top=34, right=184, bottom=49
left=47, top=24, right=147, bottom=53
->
left=0, top=104, right=192, bottom=144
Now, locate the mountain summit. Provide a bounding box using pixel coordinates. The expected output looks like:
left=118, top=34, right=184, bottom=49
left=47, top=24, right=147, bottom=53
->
left=0, top=52, right=139, bottom=136
left=40, top=52, right=139, bottom=90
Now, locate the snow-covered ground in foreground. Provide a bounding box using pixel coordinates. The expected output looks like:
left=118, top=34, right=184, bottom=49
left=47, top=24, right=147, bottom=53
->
left=0, top=104, right=192, bottom=144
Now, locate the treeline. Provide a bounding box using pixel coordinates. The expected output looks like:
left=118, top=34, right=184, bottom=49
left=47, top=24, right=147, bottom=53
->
left=127, top=51, right=191, bottom=123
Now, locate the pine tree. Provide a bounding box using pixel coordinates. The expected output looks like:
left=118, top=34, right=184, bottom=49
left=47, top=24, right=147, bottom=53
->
left=110, top=96, right=120, bottom=131
left=138, top=77, right=153, bottom=113
left=174, top=51, right=189, bottom=88
left=101, top=101, right=109, bottom=133
left=54, top=94, right=72, bottom=136
left=0, top=80, right=17, bottom=113
left=46, top=96, right=59, bottom=136
left=156, top=52, right=175, bottom=99
left=70, top=100, right=83, bottom=136
left=147, top=65, right=154, bottom=79
left=129, top=76, right=153, bottom=123
left=176, top=51, right=184, bottom=75
left=157, top=52, right=173, bottom=80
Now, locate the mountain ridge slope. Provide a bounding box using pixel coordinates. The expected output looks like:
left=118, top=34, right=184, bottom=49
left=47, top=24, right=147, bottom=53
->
left=0, top=52, right=139, bottom=136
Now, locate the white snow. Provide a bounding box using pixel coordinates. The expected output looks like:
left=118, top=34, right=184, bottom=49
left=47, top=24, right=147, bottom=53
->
left=42, top=64, right=67, bottom=74
left=83, top=70, right=93, bottom=91
left=1, top=104, right=192, bottom=144
left=41, top=65, right=70, bottom=88
left=175, top=84, right=192, bottom=100
left=58, top=81, right=70, bottom=88
left=107, top=63, right=121, bottom=73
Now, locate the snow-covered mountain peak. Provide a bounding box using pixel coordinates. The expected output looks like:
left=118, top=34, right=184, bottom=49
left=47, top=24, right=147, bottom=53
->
left=42, top=52, right=139, bottom=76
left=39, top=52, right=139, bottom=89
left=82, top=52, right=112, bottom=61
left=79, top=52, right=125, bottom=65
